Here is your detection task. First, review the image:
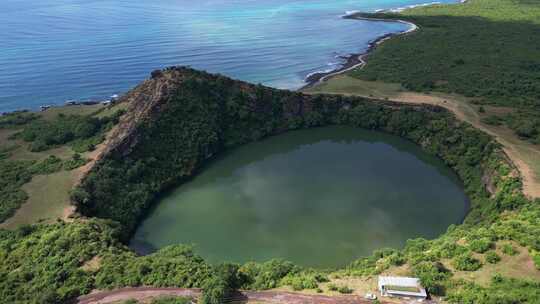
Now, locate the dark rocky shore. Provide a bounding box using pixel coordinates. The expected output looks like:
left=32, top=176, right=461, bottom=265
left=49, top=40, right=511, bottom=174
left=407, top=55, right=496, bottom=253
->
left=302, top=13, right=417, bottom=89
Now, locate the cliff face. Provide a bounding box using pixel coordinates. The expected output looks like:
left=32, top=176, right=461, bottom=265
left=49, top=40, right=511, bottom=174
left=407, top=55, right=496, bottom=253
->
left=99, top=66, right=441, bottom=162
left=75, top=66, right=456, bottom=233
left=100, top=68, right=195, bottom=158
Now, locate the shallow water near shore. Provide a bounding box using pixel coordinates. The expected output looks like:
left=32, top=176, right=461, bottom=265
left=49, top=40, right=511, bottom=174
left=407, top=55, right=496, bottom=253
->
left=2, top=0, right=457, bottom=112
left=131, top=126, right=468, bottom=268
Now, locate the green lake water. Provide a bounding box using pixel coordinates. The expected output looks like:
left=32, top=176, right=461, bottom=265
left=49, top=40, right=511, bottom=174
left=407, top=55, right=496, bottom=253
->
left=130, top=126, right=468, bottom=268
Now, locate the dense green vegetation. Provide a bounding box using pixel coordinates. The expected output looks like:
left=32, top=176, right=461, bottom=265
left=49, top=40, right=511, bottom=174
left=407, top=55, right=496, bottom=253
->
left=0, top=160, right=33, bottom=222
left=0, top=220, right=121, bottom=304
left=0, top=111, right=39, bottom=129
left=13, top=110, right=123, bottom=153
left=351, top=0, right=540, bottom=141
left=327, top=283, right=354, bottom=294
left=149, top=297, right=191, bottom=304
left=0, top=218, right=320, bottom=303
left=75, top=67, right=499, bottom=235
left=1, top=68, right=539, bottom=303
left=485, top=251, right=501, bottom=264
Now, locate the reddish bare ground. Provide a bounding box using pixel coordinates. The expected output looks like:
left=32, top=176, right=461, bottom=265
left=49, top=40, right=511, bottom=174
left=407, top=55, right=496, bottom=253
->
left=77, top=288, right=385, bottom=304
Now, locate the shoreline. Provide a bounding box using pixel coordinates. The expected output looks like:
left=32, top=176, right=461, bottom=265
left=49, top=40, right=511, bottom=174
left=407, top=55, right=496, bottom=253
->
left=1, top=1, right=462, bottom=115
left=301, top=15, right=419, bottom=90
left=301, top=0, right=467, bottom=90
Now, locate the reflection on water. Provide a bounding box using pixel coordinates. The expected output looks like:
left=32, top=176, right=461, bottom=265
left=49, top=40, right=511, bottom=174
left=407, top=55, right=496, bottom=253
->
left=131, top=126, right=468, bottom=268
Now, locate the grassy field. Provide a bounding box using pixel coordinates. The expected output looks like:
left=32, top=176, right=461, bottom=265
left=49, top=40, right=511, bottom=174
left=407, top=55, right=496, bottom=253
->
left=0, top=170, right=76, bottom=229
left=0, top=103, right=123, bottom=228
left=450, top=242, right=540, bottom=286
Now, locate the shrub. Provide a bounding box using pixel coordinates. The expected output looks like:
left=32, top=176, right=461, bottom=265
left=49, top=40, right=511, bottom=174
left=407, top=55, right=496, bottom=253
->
left=337, top=286, right=354, bottom=294
left=481, top=115, right=503, bottom=126
left=453, top=253, right=482, bottom=271
left=29, top=155, right=63, bottom=175
left=501, top=244, right=518, bottom=256
left=150, top=296, right=191, bottom=304
left=485, top=251, right=501, bottom=264
left=238, top=259, right=298, bottom=290
left=281, top=273, right=320, bottom=291
left=0, top=159, right=33, bottom=222
left=0, top=111, right=38, bottom=128
left=199, top=276, right=228, bottom=304
left=18, top=111, right=122, bottom=153
left=469, top=238, right=492, bottom=253
left=63, top=153, right=89, bottom=171
left=412, top=261, right=451, bottom=296
left=533, top=253, right=540, bottom=270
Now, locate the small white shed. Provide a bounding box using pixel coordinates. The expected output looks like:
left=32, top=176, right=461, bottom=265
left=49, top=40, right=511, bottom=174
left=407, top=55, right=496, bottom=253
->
left=378, top=276, right=427, bottom=299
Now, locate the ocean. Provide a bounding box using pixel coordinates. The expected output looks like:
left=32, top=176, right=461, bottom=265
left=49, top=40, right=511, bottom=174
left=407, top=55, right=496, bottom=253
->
left=0, top=0, right=456, bottom=112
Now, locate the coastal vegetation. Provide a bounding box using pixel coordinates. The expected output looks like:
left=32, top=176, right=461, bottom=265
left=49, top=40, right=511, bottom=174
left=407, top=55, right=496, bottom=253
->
left=0, top=154, right=90, bottom=223
left=14, top=110, right=124, bottom=152
left=0, top=64, right=539, bottom=304
left=0, top=105, right=121, bottom=226
left=349, top=0, right=540, bottom=143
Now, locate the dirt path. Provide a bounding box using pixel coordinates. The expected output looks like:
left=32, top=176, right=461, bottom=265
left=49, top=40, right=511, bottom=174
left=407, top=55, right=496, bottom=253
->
left=62, top=118, right=123, bottom=221
left=77, top=288, right=381, bottom=304
left=77, top=288, right=200, bottom=304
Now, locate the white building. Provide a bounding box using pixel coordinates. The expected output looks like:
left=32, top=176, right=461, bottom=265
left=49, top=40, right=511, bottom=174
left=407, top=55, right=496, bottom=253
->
left=378, top=276, right=427, bottom=300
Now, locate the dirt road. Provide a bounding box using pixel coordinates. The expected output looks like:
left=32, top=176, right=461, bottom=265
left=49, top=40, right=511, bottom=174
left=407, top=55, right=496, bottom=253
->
left=77, top=287, right=380, bottom=304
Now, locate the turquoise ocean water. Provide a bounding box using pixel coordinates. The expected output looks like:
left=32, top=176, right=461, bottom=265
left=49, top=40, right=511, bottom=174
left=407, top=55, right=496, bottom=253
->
left=1, top=0, right=456, bottom=112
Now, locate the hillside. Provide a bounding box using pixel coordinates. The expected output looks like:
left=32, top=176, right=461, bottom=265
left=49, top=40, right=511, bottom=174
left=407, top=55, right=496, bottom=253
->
left=306, top=0, right=540, bottom=199
left=75, top=67, right=483, bottom=234
left=353, top=0, right=540, bottom=147
left=352, top=0, right=540, bottom=107
left=0, top=67, right=539, bottom=304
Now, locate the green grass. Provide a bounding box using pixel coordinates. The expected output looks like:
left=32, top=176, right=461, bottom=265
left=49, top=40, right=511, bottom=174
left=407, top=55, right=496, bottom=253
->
left=0, top=170, right=76, bottom=229
left=94, top=102, right=129, bottom=119
left=305, top=75, right=405, bottom=98
left=38, top=104, right=103, bottom=121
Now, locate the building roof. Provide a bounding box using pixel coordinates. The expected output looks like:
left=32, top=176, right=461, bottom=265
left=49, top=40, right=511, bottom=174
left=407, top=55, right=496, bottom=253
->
left=378, top=276, right=427, bottom=298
